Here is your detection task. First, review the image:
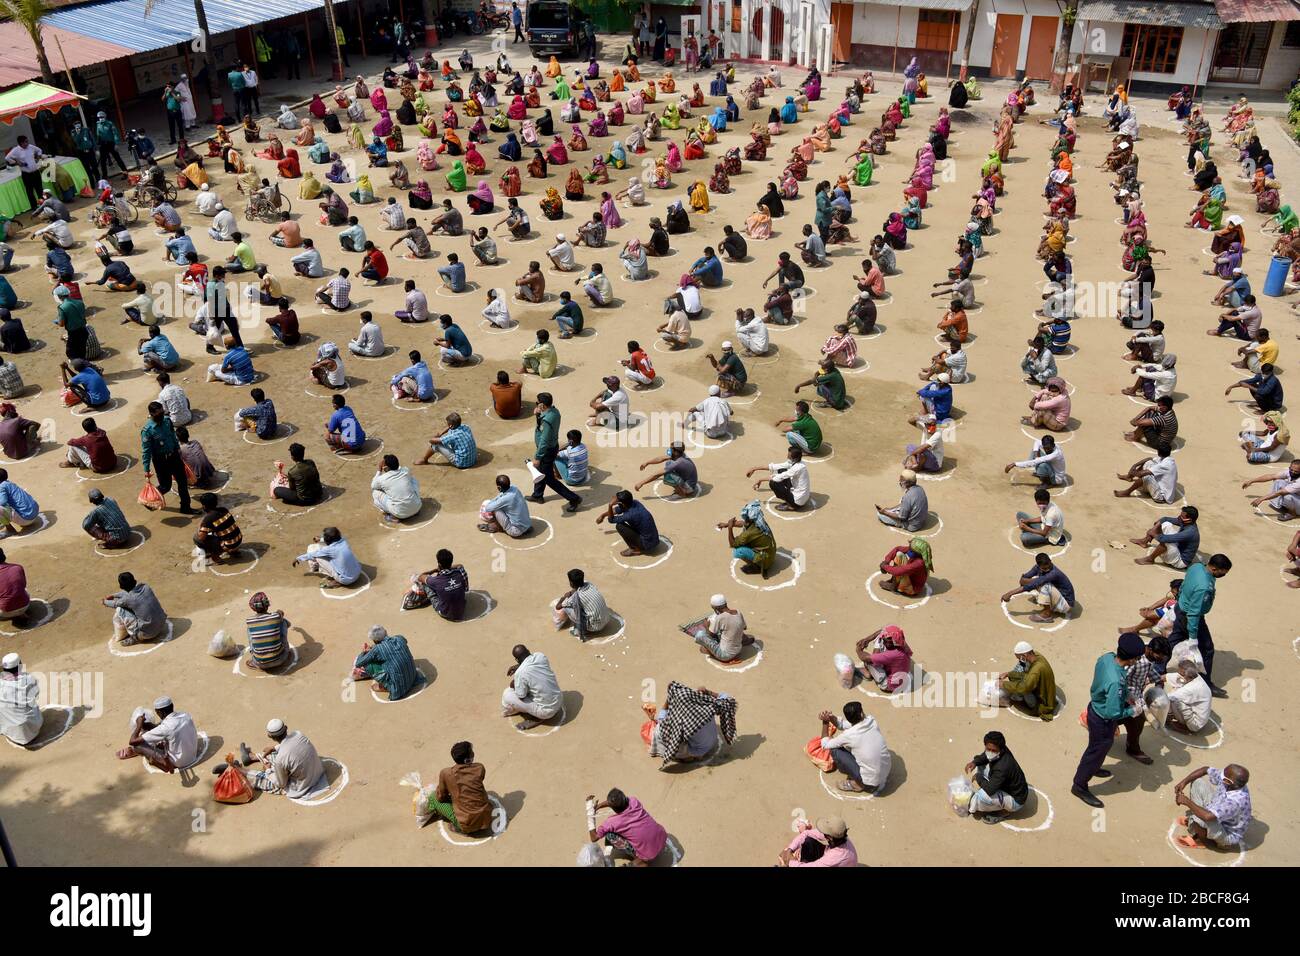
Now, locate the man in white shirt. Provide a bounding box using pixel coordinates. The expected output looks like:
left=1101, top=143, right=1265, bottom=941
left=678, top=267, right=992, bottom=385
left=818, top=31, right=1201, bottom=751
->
left=819, top=701, right=891, bottom=793
left=502, top=644, right=563, bottom=729
left=396, top=279, right=428, bottom=323
left=690, top=593, right=750, bottom=661
left=481, top=288, right=512, bottom=328
left=734, top=307, right=769, bottom=356
left=904, top=418, right=944, bottom=472
left=0, top=652, right=42, bottom=745
left=1165, top=660, right=1212, bottom=733
left=670, top=280, right=702, bottom=320
left=34, top=218, right=74, bottom=249
left=546, top=233, right=576, bottom=272
left=242, top=718, right=328, bottom=799
left=1016, top=487, right=1066, bottom=548
left=1005, top=435, right=1066, bottom=487
left=1114, top=443, right=1178, bottom=503
left=208, top=206, right=237, bottom=241
left=115, top=696, right=199, bottom=773
left=348, top=311, right=386, bottom=357
left=749, top=446, right=811, bottom=510
left=588, top=376, right=629, bottom=429
left=194, top=184, right=222, bottom=216
left=242, top=65, right=261, bottom=115
left=156, top=372, right=192, bottom=426
left=686, top=384, right=732, bottom=439
left=371, top=454, right=422, bottom=520
left=5, top=136, right=45, bottom=209
left=1243, top=459, right=1300, bottom=518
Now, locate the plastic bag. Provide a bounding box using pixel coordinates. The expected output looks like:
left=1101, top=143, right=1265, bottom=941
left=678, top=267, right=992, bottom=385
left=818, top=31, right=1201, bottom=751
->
left=805, top=735, right=834, bottom=773
left=207, top=629, right=236, bottom=658
left=269, top=470, right=290, bottom=499
left=833, top=653, right=856, bottom=689
left=61, top=387, right=81, bottom=408
left=214, top=758, right=254, bottom=804
left=400, top=771, right=438, bottom=828
left=978, top=679, right=1008, bottom=708
left=1144, top=685, right=1170, bottom=730
left=1169, top=639, right=1204, bottom=674
left=183, top=459, right=198, bottom=484
left=947, top=776, right=973, bottom=817
left=576, top=843, right=609, bottom=867
left=138, top=481, right=164, bottom=511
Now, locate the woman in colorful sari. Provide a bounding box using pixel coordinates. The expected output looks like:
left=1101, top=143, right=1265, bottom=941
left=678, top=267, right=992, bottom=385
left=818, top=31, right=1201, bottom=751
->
left=545, top=136, right=570, bottom=166
left=779, top=168, right=800, bottom=199
left=350, top=174, right=376, bottom=204
left=546, top=56, right=562, bottom=78
left=1206, top=240, right=1243, bottom=280
left=553, top=75, right=571, bottom=102
left=367, top=137, right=390, bottom=167
left=223, top=144, right=246, bottom=175
left=850, top=151, right=873, bottom=187
left=208, top=125, right=232, bottom=158
left=709, top=162, right=730, bottom=195
left=370, top=86, right=389, bottom=113
left=565, top=168, right=586, bottom=201
left=662, top=101, right=681, bottom=130
left=684, top=129, right=707, bottom=161
left=539, top=187, right=564, bottom=221
left=601, top=190, right=623, bottom=228
left=526, top=85, right=543, bottom=108
left=588, top=111, right=609, bottom=137
left=293, top=119, right=315, bottom=147
left=505, top=94, right=527, bottom=121
left=257, top=134, right=286, bottom=162
left=499, top=164, right=522, bottom=197
left=793, top=137, right=815, bottom=164
left=299, top=169, right=323, bottom=200
left=1188, top=192, right=1223, bottom=231
left=307, top=135, right=330, bottom=165
left=386, top=126, right=405, bottom=153
left=688, top=181, right=709, bottom=215
left=665, top=140, right=684, bottom=173
left=649, top=156, right=669, bottom=189
left=467, top=179, right=495, bottom=215
left=276, top=149, right=301, bottom=179
left=627, top=89, right=645, bottom=116
left=780, top=95, right=798, bottom=125
left=568, top=124, right=589, bottom=152
left=496, top=131, right=520, bottom=163
left=390, top=160, right=411, bottom=190
left=445, top=160, right=468, bottom=192
left=645, top=112, right=662, bottom=141
left=746, top=204, right=773, bottom=240
left=901, top=195, right=923, bottom=231
left=409, top=179, right=434, bottom=210
left=608, top=140, right=628, bottom=170
left=417, top=140, right=439, bottom=172
left=526, top=149, right=547, bottom=179
left=578, top=85, right=597, bottom=112
left=883, top=212, right=907, bottom=250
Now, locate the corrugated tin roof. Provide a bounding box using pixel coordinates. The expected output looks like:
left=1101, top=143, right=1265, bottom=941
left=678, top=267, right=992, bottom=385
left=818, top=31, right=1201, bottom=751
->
left=858, top=0, right=974, bottom=9
left=41, top=0, right=326, bottom=55
left=1077, top=1, right=1222, bottom=29
left=0, top=22, right=135, bottom=87
left=1213, top=0, right=1300, bottom=22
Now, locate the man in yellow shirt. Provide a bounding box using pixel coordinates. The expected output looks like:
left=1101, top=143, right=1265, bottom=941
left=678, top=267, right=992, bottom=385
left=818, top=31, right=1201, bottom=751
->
left=1233, top=328, right=1278, bottom=375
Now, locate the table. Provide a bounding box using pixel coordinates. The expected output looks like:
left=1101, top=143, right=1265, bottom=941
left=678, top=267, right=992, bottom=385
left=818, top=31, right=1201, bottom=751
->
left=0, top=156, right=90, bottom=219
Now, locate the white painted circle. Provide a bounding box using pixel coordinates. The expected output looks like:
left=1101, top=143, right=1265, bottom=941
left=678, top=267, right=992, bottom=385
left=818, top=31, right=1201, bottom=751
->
left=95, top=530, right=146, bottom=556
left=1006, top=527, right=1071, bottom=558
left=1160, top=714, right=1225, bottom=751
left=0, top=599, right=55, bottom=636
left=1252, top=505, right=1295, bottom=528
left=440, top=793, right=507, bottom=845
left=304, top=382, right=349, bottom=398
left=207, top=547, right=262, bottom=576
left=5, top=705, right=74, bottom=750
left=886, top=514, right=942, bottom=538
left=999, top=786, right=1055, bottom=833
left=580, top=610, right=627, bottom=646
left=242, top=423, right=295, bottom=444
left=1139, top=490, right=1186, bottom=510
left=391, top=394, right=437, bottom=411
left=492, top=517, right=554, bottom=550
left=803, top=445, right=835, bottom=463
left=265, top=487, right=338, bottom=517
left=1000, top=599, right=1071, bottom=633
left=1004, top=690, right=1064, bottom=722
left=818, top=767, right=876, bottom=802
left=370, top=668, right=430, bottom=703
left=513, top=702, right=567, bottom=736
left=729, top=548, right=802, bottom=591
left=865, top=572, right=931, bottom=610
left=685, top=425, right=734, bottom=450
left=438, top=353, right=483, bottom=370
left=650, top=479, right=702, bottom=502
left=319, top=571, right=372, bottom=599
left=71, top=397, right=125, bottom=417
left=1166, top=819, right=1246, bottom=867
left=232, top=645, right=300, bottom=678
left=76, top=454, right=133, bottom=481
left=1019, top=424, right=1074, bottom=444
left=144, top=731, right=211, bottom=774
left=705, top=639, right=764, bottom=672
left=724, top=387, right=761, bottom=406
left=107, top=620, right=176, bottom=657
left=764, top=495, right=820, bottom=521
left=290, top=758, right=350, bottom=805
left=334, top=437, right=384, bottom=460
left=478, top=318, right=518, bottom=333
left=652, top=337, right=691, bottom=354
left=379, top=505, right=438, bottom=531
left=841, top=358, right=871, bottom=376
left=611, top=534, right=674, bottom=569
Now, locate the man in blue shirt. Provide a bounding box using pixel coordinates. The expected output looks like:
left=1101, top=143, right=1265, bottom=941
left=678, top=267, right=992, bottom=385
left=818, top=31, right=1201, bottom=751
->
left=294, top=526, right=362, bottom=588
left=236, top=387, right=278, bottom=439
left=434, top=314, right=473, bottom=366
left=599, top=489, right=660, bottom=556
left=207, top=345, right=255, bottom=385
left=61, top=359, right=111, bottom=408
left=0, top=469, right=40, bottom=537
left=437, top=253, right=467, bottom=293
left=164, top=228, right=197, bottom=265
left=1000, top=552, right=1075, bottom=624
left=1131, top=506, right=1199, bottom=569
left=1225, top=363, right=1283, bottom=413
left=390, top=350, right=435, bottom=402
left=690, top=247, right=724, bottom=288
left=420, top=412, right=477, bottom=468
left=552, top=291, right=584, bottom=337
left=138, top=325, right=179, bottom=371
left=1072, top=632, right=1144, bottom=807
left=325, top=394, right=366, bottom=452
left=915, top=377, right=953, bottom=422
left=478, top=474, right=532, bottom=537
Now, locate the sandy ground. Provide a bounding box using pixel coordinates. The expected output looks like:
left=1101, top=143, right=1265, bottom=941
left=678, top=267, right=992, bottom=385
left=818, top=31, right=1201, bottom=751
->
left=1, top=45, right=1297, bottom=868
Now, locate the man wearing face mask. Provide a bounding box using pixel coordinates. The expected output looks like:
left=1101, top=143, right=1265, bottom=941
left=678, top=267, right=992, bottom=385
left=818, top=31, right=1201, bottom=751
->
left=963, top=731, right=1029, bottom=818
left=997, top=641, right=1057, bottom=720
left=1173, top=764, right=1252, bottom=850
left=1071, top=633, right=1145, bottom=808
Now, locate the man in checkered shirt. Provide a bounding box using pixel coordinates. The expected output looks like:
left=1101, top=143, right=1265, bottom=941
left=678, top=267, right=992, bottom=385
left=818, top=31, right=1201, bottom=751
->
left=0, top=357, right=22, bottom=400
left=1121, top=634, right=1171, bottom=767
left=315, top=268, right=352, bottom=311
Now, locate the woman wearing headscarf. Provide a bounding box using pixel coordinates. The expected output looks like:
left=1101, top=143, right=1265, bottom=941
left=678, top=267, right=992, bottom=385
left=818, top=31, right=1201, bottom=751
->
left=780, top=95, right=798, bottom=125
left=467, top=179, right=495, bottom=215
left=859, top=624, right=917, bottom=691
left=601, top=190, right=623, bottom=228
left=688, top=181, right=709, bottom=214
left=540, top=187, right=564, bottom=221
left=208, top=124, right=232, bottom=157
left=1240, top=411, right=1290, bottom=464
left=462, top=141, right=485, bottom=175
left=499, top=164, right=522, bottom=197
left=850, top=151, right=873, bottom=187
left=409, top=180, right=434, bottom=210
left=724, top=500, right=777, bottom=577
left=1188, top=190, right=1223, bottom=231
left=298, top=169, right=323, bottom=200
left=527, top=149, right=548, bottom=178
left=745, top=203, right=772, bottom=240
left=497, top=131, right=522, bottom=162
left=709, top=161, right=730, bottom=195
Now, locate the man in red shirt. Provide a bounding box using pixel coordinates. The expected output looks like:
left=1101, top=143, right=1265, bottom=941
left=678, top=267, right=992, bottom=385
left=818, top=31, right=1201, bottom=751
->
left=621, top=340, right=656, bottom=389
left=360, top=242, right=390, bottom=285
left=489, top=370, right=522, bottom=419
left=0, top=548, right=30, bottom=620
left=61, top=417, right=118, bottom=472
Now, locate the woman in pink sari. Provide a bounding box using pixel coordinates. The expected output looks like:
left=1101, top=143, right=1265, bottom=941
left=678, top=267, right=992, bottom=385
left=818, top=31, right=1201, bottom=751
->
left=507, top=95, right=528, bottom=120
left=370, top=87, right=388, bottom=112
left=417, top=140, right=439, bottom=171
left=665, top=140, right=683, bottom=173
left=546, top=136, right=569, bottom=165
left=442, top=105, right=459, bottom=129
left=609, top=101, right=625, bottom=126
left=600, top=190, right=622, bottom=229
left=627, top=89, right=645, bottom=115
left=794, top=138, right=815, bottom=163
left=372, top=111, right=394, bottom=138
left=588, top=111, right=609, bottom=137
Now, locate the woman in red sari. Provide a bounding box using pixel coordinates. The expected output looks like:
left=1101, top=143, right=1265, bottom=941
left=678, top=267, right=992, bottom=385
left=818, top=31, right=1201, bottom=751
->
left=278, top=148, right=302, bottom=178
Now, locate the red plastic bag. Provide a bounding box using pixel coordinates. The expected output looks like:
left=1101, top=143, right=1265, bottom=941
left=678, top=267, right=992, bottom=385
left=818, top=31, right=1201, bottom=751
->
left=213, top=758, right=253, bottom=804
left=640, top=718, right=655, bottom=747
left=61, top=387, right=81, bottom=408
left=806, top=736, right=834, bottom=773
left=138, top=481, right=164, bottom=511
left=182, top=460, right=198, bottom=484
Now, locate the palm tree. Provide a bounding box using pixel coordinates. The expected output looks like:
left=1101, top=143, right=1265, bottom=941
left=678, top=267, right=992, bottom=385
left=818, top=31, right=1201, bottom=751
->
left=321, top=0, right=345, bottom=83
left=1, top=0, right=56, bottom=85
left=144, top=0, right=225, bottom=123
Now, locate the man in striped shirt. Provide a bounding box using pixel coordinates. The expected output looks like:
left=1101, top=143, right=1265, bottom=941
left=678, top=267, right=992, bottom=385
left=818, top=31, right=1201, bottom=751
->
left=552, top=568, right=610, bottom=639
left=81, top=489, right=131, bottom=548
left=193, top=493, right=243, bottom=562
left=244, top=591, right=288, bottom=670
left=352, top=625, right=419, bottom=700
left=315, top=269, right=352, bottom=311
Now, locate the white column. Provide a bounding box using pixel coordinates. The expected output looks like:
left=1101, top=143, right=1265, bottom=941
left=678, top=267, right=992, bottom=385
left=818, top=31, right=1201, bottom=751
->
left=781, top=0, right=794, bottom=63
left=818, top=22, right=833, bottom=73
left=761, top=0, right=773, bottom=61
left=740, top=0, right=751, bottom=58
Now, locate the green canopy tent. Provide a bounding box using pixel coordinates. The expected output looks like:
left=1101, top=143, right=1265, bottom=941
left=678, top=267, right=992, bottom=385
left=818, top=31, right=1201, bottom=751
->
left=0, top=82, right=91, bottom=217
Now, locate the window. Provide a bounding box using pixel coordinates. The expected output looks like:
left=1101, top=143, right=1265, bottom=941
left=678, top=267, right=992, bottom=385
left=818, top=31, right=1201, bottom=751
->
left=1284, top=22, right=1300, bottom=49
left=916, top=9, right=959, bottom=53
left=1120, top=24, right=1183, bottom=74
left=1211, top=23, right=1274, bottom=84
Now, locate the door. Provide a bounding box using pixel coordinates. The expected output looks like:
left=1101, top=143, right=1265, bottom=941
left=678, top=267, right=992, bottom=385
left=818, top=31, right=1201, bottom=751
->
left=989, top=14, right=1023, bottom=78
left=1024, top=15, right=1059, bottom=81
left=831, top=3, right=853, bottom=62
left=1210, top=23, right=1274, bottom=85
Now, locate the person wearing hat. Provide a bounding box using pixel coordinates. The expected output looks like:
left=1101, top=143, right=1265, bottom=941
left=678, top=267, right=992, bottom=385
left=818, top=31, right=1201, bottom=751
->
left=1001, top=552, right=1075, bottom=624
left=587, top=376, right=630, bottom=430
left=116, top=696, right=198, bottom=772
left=634, top=441, right=698, bottom=499
left=748, top=445, right=810, bottom=510
left=686, top=384, right=733, bottom=440
left=687, top=594, right=750, bottom=662
left=81, top=488, right=131, bottom=549
left=0, top=651, right=42, bottom=745
left=502, top=643, right=563, bottom=729
left=237, top=719, right=328, bottom=799
left=996, top=641, right=1057, bottom=720
left=964, top=730, right=1029, bottom=818
left=875, top=469, right=928, bottom=532
left=95, top=111, right=128, bottom=176
left=353, top=625, right=420, bottom=700
left=779, top=815, right=857, bottom=866
left=1072, top=633, right=1146, bottom=807
left=707, top=342, right=748, bottom=398
left=104, top=571, right=169, bottom=646
left=545, top=232, right=576, bottom=272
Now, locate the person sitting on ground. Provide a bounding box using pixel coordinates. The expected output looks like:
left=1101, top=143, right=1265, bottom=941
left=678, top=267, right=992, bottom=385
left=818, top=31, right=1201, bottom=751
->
left=995, top=640, right=1058, bottom=720
left=687, top=593, right=752, bottom=662
left=489, top=370, right=522, bottom=419
left=876, top=469, right=928, bottom=531
left=242, top=591, right=288, bottom=671
left=749, top=445, right=810, bottom=511
left=478, top=474, right=532, bottom=537
left=1131, top=506, right=1201, bottom=568
left=1114, top=443, right=1178, bottom=503
left=324, top=394, right=365, bottom=453
left=370, top=455, right=421, bottom=522
left=1005, top=435, right=1067, bottom=488
left=776, top=400, right=822, bottom=454
left=114, top=696, right=198, bottom=773
left=587, top=787, right=668, bottom=865
left=503, top=644, right=563, bottom=729
left=1016, top=488, right=1066, bottom=549
left=777, top=816, right=858, bottom=868
left=818, top=700, right=891, bottom=794
left=233, top=386, right=277, bottom=441
left=1126, top=395, right=1178, bottom=448
left=272, top=443, right=323, bottom=506
left=104, top=571, right=169, bottom=647
left=1173, top=764, right=1251, bottom=851
left=407, top=548, right=470, bottom=619
left=390, top=349, right=436, bottom=402
left=175, top=426, right=215, bottom=487
left=352, top=625, right=420, bottom=700
left=192, top=492, right=242, bottom=563
left=707, top=342, right=748, bottom=398
left=597, top=489, right=660, bottom=556
left=293, top=526, right=362, bottom=589
left=1225, top=363, right=1283, bottom=413
left=1000, top=552, right=1075, bottom=624
left=78, top=488, right=130, bottom=549
left=234, top=718, right=328, bottom=799
left=1242, top=458, right=1300, bottom=520
left=635, top=441, right=697, bottom=498
left=1161, top=658, right=1212, bottom=734
left=0, top=652, right=42, bottom=746
left=642, top=681, right=738, bottom=766
left=718, top=499, right=776, bottom=577
left=435, top=314, right=473, bottom=365
left=877, top=538, right=931, bottom=597
left=61, top=359, right=111, bottom=409
left=963, top=730, right=1030, bottom=818
left=686, top=385, right=732, bottom=440
left=425, top=741, right=493, bottom=834
left=552, top=567, right=610, bottom=639
left=417, top=412, right=477, bottom=468
left=587, top=376, right=630, bottom=430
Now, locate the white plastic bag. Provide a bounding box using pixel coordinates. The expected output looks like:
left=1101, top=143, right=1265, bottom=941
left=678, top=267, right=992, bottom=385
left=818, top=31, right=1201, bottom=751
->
left=947, top=775, right=973, bottom=817
left=833, top=653, right=856, bottom=689
left=207, top=629, right=236, bottom=658
left=400, top=771, right=438, bottom=828
left=978, top=679, right=1007, bottom=708
left=1169, top=639, right=1204, bottom=674
left=1144, top=685, right=1170, bottom=730
left=576, top=843, right=609, bottom=867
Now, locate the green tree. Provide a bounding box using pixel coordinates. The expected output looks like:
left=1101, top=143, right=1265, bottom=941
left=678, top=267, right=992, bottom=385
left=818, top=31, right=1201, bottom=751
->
left=1, top=0, right=56, bottom=85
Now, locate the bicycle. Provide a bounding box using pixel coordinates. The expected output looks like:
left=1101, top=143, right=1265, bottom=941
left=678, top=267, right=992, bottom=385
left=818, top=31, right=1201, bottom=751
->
left=244, top=188, right=292, bottom=222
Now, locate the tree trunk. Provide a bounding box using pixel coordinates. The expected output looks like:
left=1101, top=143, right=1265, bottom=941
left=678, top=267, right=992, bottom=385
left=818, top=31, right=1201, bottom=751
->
left=1050, top=0, right=1079, bottom=92
left=34, top=40, right=55, bottom=85
left=959, top=0, right=980, bottom=81
left=193, top=0, right=226, bottom=123
left=322, top=0, right=345, bottom=83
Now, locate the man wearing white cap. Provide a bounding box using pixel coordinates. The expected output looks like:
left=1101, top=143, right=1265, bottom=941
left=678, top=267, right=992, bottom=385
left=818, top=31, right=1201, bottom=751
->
left=707, top=342, right=747, bottom=397
left=875, top=470, right=928, bottom=532
left=685, top=385, right=732, bottom=439
left=546, top=233, right=576, bottom=272
left=116, top=696, right=198, bottom=772
left=689, top=594, right=750, bottom=662
left=995, top=641, right=1057, bottom=720
left=733, top=307, right=769, bottom=356
left=239, top=719, right=327, bottom=798
left=0, top=652, right=42, bottom=745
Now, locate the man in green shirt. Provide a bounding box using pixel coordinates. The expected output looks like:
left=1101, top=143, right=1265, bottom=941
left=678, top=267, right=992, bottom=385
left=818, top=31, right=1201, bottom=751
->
left=777, top=400, right=822, bottom=454
left=1168, top=554, right=1231, bottom=699
left=999, top=640, right=1056, bottom=720
left=527, top=392, right=580, bottom=510
left=796, top=358, right=847, bottom=410
left=140, top=401, right=193, bottom=514
left=1072, top=633, right=1144, bottom=807
left=224, top=231, right=257, bottom=273
left=719, top=503, right=776, bottom=577
left=55, top=288, right=88, bottom=361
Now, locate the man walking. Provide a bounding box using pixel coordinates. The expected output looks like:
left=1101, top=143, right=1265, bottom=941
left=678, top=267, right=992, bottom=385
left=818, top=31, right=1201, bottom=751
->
left=512, top=2, right=524, bottom=43
left=140, top=401, right=193, bottom=515
left=1071, top=633, right=1144, bottom=808
left=1167, top=554, right=1232, bottom=699
left=527, top=391, right=582, bottom=512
